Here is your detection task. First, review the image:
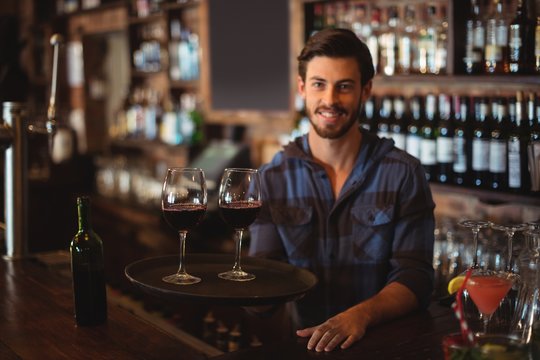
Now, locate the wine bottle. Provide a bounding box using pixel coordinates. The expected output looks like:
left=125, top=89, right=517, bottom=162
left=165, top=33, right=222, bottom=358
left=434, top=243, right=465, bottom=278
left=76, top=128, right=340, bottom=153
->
left=406, top=95, right=423, bottom=160
left=484, top=0, right=508, bottom=74
left=360, top=96, right=376, bottom=133
left=508, top=92, right=530, bottom=192
left=436, top=93, right=453, bottom=183
left=464, top=0, right=485, bottom=74
left=535, top=16, right=540, bottom=73
left=471, top=97, right=491, bottom=188
left=70, top=196, right=107, bottom=326
left=376, top=96, right=393, bottom=139
left=420, top=94, right=438, bottom=181
left=453, top=95, right=472, bottom=186
left=508, top=0, right=535, bottom=74
left=488, top=98, right=509, bottom=190
left=390, top=95, right=407, bottom=150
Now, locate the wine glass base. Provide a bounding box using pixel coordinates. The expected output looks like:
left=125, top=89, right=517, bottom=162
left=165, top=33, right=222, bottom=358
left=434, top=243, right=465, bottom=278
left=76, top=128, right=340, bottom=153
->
left=218, top=270, right=255, bottom=282
left=162, top=273, right=201, bottom=285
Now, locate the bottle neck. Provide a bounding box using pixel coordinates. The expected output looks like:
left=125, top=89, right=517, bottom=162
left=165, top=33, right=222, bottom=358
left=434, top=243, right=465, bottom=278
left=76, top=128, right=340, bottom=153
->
left=77, top=197, right=92, bottom=232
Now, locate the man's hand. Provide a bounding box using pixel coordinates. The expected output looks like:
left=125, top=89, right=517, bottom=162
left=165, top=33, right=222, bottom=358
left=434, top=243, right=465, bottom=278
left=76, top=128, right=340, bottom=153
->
left=296, top=306, right=370, bottom=352
left=296, top=282, right=419, bottom=352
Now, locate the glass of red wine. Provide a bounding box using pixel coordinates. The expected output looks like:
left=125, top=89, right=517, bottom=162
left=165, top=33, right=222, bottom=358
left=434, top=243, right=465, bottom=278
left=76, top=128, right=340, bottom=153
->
left=218, top=168, right=262, bottom=281
left=161, top=167, right=207, bottom=285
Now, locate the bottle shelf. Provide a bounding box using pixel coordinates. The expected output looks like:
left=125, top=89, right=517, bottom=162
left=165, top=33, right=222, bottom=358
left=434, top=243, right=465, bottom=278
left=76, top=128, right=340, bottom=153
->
left=430, top=182, right=540, bottom=207
left=129, top=12, right=165, bottom=25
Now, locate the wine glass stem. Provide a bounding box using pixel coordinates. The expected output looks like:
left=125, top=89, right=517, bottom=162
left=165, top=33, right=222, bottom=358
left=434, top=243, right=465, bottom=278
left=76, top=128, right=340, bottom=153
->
left=506, top=231, right=514, bottom=272
left=232, top=229, right=244, bottom=273
left=472, top=228, right=480, bottom=268
left=177, top=231, right=188, bottom=275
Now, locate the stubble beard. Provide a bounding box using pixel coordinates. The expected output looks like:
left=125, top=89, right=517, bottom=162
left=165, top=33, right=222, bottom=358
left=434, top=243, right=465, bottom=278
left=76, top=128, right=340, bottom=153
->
left=307, top=102, right=362, bottom=140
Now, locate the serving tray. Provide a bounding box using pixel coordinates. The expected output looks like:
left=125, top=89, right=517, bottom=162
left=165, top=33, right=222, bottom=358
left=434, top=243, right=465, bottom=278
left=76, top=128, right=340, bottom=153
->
left=125, top=253, right=318, bottom=306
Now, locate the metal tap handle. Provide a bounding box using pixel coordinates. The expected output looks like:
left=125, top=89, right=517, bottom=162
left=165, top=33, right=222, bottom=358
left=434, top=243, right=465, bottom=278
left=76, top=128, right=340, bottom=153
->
left=47, top=34, right=63, bottom=134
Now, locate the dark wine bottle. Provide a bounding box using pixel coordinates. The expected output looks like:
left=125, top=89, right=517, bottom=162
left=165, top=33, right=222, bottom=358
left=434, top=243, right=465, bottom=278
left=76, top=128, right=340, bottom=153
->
left=406, top=96, right=423, bottom=160
left=471, top=97, right=491, bottom=188
left=452, top=95, right=472, bottom=186
left=436, top=93, right=453, bottom=183
left=70, top=196, right=107, bottom=326
left=420, top=94, right=438, bottom=182
left=488, top=97, right=509, bottom=190
left=508, top=0, right=535, bottom=74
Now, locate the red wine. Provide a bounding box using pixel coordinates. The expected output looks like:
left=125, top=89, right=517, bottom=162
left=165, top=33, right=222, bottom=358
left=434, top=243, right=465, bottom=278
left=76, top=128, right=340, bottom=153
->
left=219, top=201, right=262, bottom=229
left=72, top=267, right=107, bottom=326
left=163, top=204, right=206, bottom=231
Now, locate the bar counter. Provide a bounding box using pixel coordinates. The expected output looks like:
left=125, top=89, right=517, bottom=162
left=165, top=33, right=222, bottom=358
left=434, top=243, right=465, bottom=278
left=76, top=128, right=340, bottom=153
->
left=0, top=254, right=461, bottom=359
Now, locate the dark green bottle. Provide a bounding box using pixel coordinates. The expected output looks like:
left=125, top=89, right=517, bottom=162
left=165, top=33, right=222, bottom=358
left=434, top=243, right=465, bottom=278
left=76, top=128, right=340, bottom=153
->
left=70, top=196, right=107, bottom=326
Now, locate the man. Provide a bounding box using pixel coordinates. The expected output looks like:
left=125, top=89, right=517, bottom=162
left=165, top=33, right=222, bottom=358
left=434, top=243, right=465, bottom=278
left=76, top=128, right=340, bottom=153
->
left=248, top=28, right=435, bottom=352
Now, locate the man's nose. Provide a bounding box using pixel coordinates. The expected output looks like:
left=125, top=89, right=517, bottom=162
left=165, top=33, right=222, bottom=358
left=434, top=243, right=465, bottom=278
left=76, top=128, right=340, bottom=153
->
left=321, top=87, right=338, bottom=105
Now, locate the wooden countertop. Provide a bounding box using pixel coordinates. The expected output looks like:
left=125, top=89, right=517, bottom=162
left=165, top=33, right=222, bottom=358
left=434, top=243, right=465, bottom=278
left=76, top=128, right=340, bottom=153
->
left=0, top=255, right=209, bottom=360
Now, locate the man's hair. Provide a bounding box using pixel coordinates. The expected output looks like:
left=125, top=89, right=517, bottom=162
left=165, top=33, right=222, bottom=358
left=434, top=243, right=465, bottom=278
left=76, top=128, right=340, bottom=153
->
left=297, top=28, right=375, bottom=87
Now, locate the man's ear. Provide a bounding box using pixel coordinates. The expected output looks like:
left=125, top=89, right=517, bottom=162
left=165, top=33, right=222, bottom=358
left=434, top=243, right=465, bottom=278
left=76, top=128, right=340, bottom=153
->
left=297, top=75, right=306, bottom=98
left=360, top=79, right=373, bottom=103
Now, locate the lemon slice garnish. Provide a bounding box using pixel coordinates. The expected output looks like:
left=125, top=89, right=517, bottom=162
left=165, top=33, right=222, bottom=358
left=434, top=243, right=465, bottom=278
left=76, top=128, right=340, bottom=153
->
left=447, top=275, right=466, bottom=294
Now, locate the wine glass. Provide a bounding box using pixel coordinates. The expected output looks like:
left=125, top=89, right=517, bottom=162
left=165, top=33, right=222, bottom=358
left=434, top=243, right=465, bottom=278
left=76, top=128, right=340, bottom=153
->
left=458, top=220, right=493, bottom=269
left=161, top=167, right=207, bottom=285
left=491, top=223, right=529, bottom=273
left=218, top=168, right=262, bottom=281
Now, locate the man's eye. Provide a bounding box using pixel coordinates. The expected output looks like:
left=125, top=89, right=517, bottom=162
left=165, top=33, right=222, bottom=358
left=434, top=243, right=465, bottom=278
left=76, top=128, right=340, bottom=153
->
left=312, top=82, right=324, bottom=88
left=339, top=84, right=354, bottom=91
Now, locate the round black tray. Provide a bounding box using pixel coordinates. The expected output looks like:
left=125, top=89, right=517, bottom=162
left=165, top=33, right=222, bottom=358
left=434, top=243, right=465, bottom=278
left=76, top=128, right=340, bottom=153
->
left=125, top=254, right=318, bottom=306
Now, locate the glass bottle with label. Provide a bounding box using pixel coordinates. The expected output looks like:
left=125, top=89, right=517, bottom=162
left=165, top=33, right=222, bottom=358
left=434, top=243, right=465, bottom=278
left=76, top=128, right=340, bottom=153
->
left=508, top=0, right=535, bottom=74
left=420, top=94, right=438, bottom=181
left=464, top=0, right=485, bottom=74
left=508, top=92, right=530, bottom=192
left=70, top=196, right=107, bottom=326
left=453, top=95, right=472, bottom=186
left=472, top=97, right=491, bottom=188
left=406, top=95, right=423, bottom=160
left=390, top=95, right=408, bottom=150
left=484, top=0, right=508, bottom=74
left=488, top=98, right=509, bottom=190
left=436, top=93, right=453, bottom=183
left=376, top=96, right=393, bottom=139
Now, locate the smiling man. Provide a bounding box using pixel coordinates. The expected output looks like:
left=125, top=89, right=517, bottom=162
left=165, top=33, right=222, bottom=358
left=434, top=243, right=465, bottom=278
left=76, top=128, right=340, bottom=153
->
left=249, top=28, right=435, bottom=352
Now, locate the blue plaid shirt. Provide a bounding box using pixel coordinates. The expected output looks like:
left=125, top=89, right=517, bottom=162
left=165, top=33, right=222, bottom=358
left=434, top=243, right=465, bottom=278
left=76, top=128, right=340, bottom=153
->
left=249, top=130, right=435, bottom=327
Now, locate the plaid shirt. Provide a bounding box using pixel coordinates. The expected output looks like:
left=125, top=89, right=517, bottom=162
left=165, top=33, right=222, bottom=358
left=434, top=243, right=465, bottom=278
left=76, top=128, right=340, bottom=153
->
left=249, top=130, right=435, bottom=327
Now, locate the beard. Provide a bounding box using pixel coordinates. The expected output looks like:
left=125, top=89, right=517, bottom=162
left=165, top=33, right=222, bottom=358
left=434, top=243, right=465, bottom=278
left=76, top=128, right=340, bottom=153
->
left=306, top=102, right=362, bottom=140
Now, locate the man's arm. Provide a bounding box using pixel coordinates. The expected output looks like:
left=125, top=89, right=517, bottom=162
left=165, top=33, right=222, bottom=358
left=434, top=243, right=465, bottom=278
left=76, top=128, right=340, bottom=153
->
left=296, top=281, right=418, bottom=352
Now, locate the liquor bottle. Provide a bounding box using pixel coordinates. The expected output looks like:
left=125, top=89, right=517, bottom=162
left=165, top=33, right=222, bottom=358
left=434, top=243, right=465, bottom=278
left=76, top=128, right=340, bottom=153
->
left=464, top=0, right=485, bottom=74
left=527, top=92, right=536, bottom=129
left=418, top=5, right=438, bottom=74
left=436, top=93, right=453, bottom=183
left=508, top=0, right=535, bottom=74
left=471, top=97, right=491, bottom=188
left=488, top=98, right=509, bottom=190
left=70, top=196, right=107, bottom=326
left=398, top=5, right=418, bottom=74
left=531, top=100, right=540, bottom=192
left=406, top=95, right=423, bottom=160
left=535, top=16, right=540, bottom=73
left=507, top=92, right=530, bottom=192
left=376, top=96, right=392, bottom=139
left=367, top=7, right=381, bottom=74
left=379, top=6, right=398, bottom=76
left=453, top=95, right=472, bottom=186
left=360, top=96, right=376, bottom=133
left=420, top=94, right=438, bottom=181
left=434, top=4, right=448, bottom=74
left=484, top=0, right=508, bottom=74
left=390, top=96, right=407, bottom=150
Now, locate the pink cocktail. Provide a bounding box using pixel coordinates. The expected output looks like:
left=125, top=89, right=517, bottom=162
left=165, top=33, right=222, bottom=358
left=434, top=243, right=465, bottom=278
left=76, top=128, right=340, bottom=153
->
left=465, top=274, right=513, bottom=332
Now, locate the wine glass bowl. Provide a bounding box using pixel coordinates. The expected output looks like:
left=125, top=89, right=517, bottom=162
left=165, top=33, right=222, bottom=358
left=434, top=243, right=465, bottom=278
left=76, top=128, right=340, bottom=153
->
left=161, top=167, right=207, bottom=285
left=218, top=168, right=262, bottom=281
left=458, top=220, right=493, bottom=269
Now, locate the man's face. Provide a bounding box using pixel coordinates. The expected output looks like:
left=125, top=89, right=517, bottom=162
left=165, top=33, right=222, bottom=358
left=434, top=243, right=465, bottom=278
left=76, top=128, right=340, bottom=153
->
left=298, top=56, right=370, bottom=140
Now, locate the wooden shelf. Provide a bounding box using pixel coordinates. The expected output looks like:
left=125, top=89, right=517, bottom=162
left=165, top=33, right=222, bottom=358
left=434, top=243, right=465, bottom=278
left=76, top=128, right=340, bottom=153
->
left=161, top=0, right=201, bottom=11
left=129, top=12, right=165, bottom=25
left=430, top=182, right=540, bottom=207
left=170, top=79, right=199, bottom=89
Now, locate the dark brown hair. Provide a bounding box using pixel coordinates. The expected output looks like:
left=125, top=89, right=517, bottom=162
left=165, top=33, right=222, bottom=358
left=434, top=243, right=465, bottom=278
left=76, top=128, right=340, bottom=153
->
left=297, top=28, right=375, bottom=87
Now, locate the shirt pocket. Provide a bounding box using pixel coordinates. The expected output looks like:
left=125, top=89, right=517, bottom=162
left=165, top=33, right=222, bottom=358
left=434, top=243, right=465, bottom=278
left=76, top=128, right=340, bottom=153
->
left=270, top=206, right=314, bottom=264
left=350, top=205, right=394, bottom=262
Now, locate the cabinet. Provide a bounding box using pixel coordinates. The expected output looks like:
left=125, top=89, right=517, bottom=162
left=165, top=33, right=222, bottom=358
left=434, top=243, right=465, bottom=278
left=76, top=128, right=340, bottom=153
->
left=297, top=0, right=540, bottom=211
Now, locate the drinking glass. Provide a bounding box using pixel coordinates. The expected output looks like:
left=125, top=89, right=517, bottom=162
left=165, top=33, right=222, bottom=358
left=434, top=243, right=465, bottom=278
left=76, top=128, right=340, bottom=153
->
left=458, top=220, right=493, bottom=269
left=161, top=167, right=207, bottom=285
left=218, top=168, right=262, bottom=281
left=491, top=223, right=529, bottom=273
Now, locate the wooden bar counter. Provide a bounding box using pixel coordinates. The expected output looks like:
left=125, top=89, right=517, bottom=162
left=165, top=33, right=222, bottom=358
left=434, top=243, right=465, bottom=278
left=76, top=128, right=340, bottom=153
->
left=0, top=255, right=208, bottom=360
left=0, top=253, right=462, bottom=359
